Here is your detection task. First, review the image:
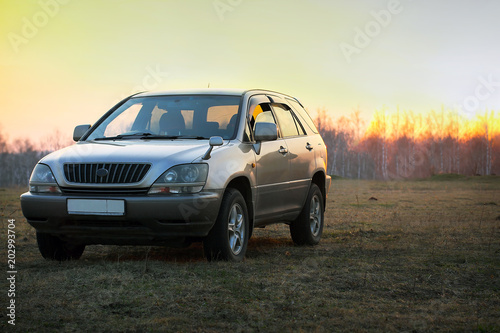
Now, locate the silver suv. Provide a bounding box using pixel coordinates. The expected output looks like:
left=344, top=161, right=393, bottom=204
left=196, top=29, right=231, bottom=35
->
left=21, top=89, right=331, bottom=261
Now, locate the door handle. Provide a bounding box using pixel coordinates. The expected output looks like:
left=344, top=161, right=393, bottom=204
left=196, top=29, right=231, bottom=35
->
left=306, top=143, right=314, bottom=151
left=278, top=146, right=288, bottom=155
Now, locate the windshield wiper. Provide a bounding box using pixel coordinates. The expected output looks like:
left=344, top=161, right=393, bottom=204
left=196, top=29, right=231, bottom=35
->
left=94, top=133, right=153, bottom=141
left=94, top=133, right=211, bottom=141
left=141, top=135, right=209, bottom=140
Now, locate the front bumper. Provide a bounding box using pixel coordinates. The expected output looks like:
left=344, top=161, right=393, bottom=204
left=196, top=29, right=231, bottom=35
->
left=20, top=190, right=223, bottom=245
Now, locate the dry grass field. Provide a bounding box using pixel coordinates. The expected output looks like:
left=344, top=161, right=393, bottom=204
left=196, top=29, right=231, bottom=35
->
left=1, top=176, right=499, bottom=332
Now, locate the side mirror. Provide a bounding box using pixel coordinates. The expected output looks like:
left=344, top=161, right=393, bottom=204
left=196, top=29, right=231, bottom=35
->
left=253, top=122, right=278, bottom=155
left=73, top=124, right=91, bottom=141
left=254, top=122, right=278, bottom=142
left=202, top=136, right=224, bottom=160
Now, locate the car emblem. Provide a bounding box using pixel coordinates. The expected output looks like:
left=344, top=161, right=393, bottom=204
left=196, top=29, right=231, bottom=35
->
left=96, top=168, right=109, bottom=178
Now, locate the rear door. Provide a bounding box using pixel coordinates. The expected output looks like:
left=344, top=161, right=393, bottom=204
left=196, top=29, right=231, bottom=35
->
left=271, top=103, right=313, bottom=212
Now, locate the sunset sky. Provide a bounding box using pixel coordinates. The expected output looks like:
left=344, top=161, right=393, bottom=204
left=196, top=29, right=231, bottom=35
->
left=1, top=0, right=500, bottom=144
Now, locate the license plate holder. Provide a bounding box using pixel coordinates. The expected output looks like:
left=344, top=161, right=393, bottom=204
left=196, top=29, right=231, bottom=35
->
left=67, top=199, right=125, bottom=216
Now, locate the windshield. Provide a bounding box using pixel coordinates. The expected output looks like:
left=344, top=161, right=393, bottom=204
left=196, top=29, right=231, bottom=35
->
left=86, top=95, right=241, bottom=141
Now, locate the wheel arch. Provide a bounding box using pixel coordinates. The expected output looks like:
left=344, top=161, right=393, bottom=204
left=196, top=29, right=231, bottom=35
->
left=311, top=171, right=326, bottom=210
left=225, top=176, right=254, bottom=237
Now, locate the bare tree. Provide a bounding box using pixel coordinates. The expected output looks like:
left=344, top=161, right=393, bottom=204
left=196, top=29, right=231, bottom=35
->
left=40, top=128, right=73, bottom=153
left=350, top=107, right=365, bottom=179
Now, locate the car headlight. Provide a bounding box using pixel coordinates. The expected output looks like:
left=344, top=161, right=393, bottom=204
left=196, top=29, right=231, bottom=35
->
left=148, top=164, right=209, bottom=194
left=29, top=164, right=61, bottom=194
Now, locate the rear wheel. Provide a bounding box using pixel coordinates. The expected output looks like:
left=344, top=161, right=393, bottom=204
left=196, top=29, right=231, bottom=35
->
left=290, top=183, right=324, bottom=245
left=204, top=188, right=249, bottom=262
left=36, top=232, right=85, bottom=261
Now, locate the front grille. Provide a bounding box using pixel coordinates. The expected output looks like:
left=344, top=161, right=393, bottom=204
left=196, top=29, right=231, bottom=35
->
left=64, top=163, right=151, bottom=184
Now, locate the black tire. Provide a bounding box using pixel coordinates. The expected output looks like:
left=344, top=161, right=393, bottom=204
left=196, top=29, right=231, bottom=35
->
left=204, top=188, right=249, bottom=262
left=290, top=183, right=324, bottom=245
left=36, top=232, right=85, bottom=261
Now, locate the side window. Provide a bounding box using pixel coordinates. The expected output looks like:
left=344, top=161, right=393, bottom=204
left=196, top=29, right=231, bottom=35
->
left=246, top=102, right=279, bottom=141
left=286, top=98, right=318, bottom=134
left=246, top=95, right=271, bottom=141
left=290, top=108, right=306, bottom=136
left=272, top=104, right=305, bottom=138
left=254, top=104, right=276, bottom=127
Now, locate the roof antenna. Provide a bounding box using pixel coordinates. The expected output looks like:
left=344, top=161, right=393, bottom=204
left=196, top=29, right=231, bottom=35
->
left=208, top=83, right=210, bottom=88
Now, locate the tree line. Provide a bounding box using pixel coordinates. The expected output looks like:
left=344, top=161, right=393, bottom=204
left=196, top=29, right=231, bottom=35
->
left=1, top=108, right=499, bottom=187
left=316, top=107, right=499, bottom=179
left=0, top=129, right=71, bottom=187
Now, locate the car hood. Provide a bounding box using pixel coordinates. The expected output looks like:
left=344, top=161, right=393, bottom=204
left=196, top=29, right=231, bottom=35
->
left=40, top=140, right=220, bottom=188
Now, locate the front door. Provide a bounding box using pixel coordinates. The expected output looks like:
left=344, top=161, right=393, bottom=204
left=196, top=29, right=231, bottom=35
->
left=250, top=102, right=291, bottom=220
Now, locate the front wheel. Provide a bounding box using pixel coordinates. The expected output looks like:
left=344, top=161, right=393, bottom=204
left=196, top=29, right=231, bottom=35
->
left=204, top=188, right=249, bottom=262
left=290, top=183, right=324, bottom=245
left=36, top=232, right=85, bottom=261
